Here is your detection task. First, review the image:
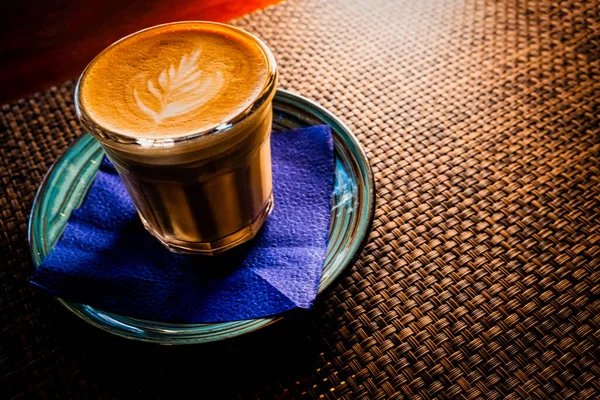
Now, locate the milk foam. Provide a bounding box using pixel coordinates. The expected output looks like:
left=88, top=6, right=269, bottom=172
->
left=79, top=23, right=270, bottom=139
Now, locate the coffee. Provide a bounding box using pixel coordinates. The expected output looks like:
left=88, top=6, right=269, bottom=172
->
left=75, top=22, right=278, bottom=255
left=79, top=23, right=269, bottom=138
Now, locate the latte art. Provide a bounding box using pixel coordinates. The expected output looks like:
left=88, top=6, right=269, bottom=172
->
left=79, top=22, right=269, bottom=139
left=132, top=49, right=224, bottom=124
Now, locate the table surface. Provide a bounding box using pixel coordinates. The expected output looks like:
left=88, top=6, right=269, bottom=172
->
left=1, top=0, right=599, bottom=399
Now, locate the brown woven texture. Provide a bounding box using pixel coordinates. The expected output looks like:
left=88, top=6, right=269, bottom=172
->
left=2, top=0, right=600, bottom=398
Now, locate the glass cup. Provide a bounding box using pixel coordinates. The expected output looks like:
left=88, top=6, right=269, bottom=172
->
left=74, top=22, right=278, bottom=255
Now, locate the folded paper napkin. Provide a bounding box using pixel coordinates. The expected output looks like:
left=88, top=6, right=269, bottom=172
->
left=31, top=125, right=334, bottom=323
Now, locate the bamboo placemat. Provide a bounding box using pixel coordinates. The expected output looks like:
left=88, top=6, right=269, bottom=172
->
left=1, top=0, right=599, bottom=398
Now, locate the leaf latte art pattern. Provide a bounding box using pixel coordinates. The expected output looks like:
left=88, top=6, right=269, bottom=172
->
left=133, top=49, right=224, bottom=123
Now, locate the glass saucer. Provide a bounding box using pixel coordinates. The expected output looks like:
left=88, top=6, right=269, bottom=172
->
left=29, top=89, right=375, bottom=344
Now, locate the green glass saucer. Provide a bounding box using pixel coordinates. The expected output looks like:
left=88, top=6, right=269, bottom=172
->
left=28, top=89, right=375, bottom=344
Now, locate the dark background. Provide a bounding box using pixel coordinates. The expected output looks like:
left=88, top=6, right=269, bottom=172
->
left=0, top=0, right=280, bottom=104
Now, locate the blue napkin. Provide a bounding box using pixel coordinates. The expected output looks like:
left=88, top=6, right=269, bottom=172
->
left=31, top=125, right=334, bottom=323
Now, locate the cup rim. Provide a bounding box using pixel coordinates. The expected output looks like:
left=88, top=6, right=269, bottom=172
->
left=74, top=21, right=278, bottom=149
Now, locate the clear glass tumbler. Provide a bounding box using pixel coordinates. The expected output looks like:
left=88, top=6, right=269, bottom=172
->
left=74, top=22, right=278, bottom=255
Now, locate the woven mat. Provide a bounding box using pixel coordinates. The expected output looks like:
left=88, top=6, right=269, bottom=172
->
left=2, top=0, right=600, bottom=398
